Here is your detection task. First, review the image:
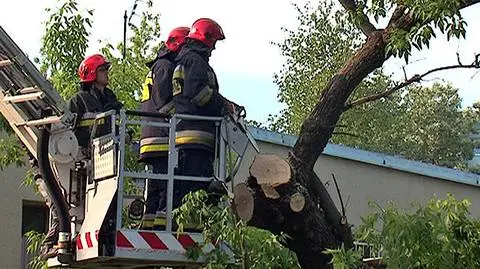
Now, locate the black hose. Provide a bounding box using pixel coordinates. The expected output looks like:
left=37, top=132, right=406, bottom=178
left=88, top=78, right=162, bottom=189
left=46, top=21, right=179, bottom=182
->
left=37, top=126, right=70, bottom=234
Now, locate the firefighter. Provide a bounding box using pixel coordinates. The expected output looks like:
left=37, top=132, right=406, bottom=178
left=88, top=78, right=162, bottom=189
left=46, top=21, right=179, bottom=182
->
left=69, top=54, right=123, bottom=147
left=171, top=18, right=240, bottom=212
left=39, top=54, right=123, bottom=260
left=139, top=26, right=190, bottom=230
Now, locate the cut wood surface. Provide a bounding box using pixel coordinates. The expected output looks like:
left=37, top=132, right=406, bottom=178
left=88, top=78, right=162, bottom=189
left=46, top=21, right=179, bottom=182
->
left=249, top=154, right=291, bottom=187
left=233, top=183, right=254, bottom=221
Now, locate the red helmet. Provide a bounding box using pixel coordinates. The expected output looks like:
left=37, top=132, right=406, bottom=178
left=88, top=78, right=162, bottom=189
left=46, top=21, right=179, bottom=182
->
left=165, top=27, right=190, bottom=52
left=187, top=18, right=225, bottom=48
left=78, top=54, right=110, bottom=82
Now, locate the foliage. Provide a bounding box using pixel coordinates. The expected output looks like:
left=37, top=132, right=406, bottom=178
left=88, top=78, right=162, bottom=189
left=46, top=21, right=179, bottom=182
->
left=384, top=0, right=468, bottom=61
left=0, top=134, right=26, bottom=170
left=0, top=114, right=26, bottom=170
left=24, top=231, right=48, bottom=269
left=339, top=0, right=469, bottom=61
left=270, top=0, right=365, bottom=134
left=351, top=194, right=480, bottom=269
left=323, top=247, right=362, bottom=269
left=37, top=0, right=93, bottom=100
left=174, top=190, right=301, bottom=269
left=269, top=0, right=479, bottom=169
left=337, top=83, right=479, bottom=169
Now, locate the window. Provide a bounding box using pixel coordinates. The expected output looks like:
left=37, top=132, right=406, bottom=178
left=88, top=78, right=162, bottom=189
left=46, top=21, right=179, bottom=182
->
left=21, top=200, right=48, bottom=235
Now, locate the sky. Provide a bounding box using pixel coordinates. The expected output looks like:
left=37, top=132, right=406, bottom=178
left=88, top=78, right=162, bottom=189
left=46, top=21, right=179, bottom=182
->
left=1, top=0, right=479, bottom=123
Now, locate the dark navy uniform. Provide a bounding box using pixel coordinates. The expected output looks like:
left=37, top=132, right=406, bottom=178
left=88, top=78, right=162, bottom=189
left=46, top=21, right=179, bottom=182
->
left=139, top=47, right=178, bottom=229
left=171, top=39, right=232, bottom=209
left=67, top=85, right=122, bottom=148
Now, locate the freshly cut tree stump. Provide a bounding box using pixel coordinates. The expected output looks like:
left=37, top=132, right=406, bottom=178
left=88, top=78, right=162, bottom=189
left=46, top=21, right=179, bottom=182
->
left=233, top=183, right=254, bottom=221
left=289, top=192, right=306, bottom=212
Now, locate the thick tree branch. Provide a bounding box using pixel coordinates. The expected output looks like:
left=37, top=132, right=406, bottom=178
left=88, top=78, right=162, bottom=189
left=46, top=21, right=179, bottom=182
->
left=344, top=56, right=480, bottom=110
left=338, top=0, right=377, bottom=36
left=387, top=5, right=407, bottom=29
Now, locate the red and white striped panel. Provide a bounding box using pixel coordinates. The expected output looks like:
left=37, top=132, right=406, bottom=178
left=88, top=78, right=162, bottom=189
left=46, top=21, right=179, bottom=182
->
left=76, top=230, right=99, bottom=250
left=116, top=230, right=214, bottom=253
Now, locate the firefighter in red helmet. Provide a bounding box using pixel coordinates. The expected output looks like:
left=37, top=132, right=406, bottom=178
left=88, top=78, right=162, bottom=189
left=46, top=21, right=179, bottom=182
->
left=39, top=53, right=123, bottom=260
left=139, top=26, right=190, bottom=230
left=70, top=54, right=123, bottom=147
left=171, top=18, right=241, bottom=217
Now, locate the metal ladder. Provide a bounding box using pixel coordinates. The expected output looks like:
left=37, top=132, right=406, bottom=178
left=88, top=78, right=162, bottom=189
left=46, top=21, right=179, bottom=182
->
left=0, top=25, right=75, bottom=159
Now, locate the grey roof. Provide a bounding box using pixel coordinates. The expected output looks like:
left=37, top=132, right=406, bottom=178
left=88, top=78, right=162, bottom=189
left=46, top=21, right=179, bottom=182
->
left=248, top=127, right=480, bottom=187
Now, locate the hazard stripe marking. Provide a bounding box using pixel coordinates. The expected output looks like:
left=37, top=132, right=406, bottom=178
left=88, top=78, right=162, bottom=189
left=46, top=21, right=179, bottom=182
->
left=121, top=230, right=150, bottom=249
left=139, top=231, right=168, bottom=250
left=177, top=234, right=196, bottom=249
left=157, top=233, right=185, bottom=252
left=85, top=232, right=93, bottom=248
left=76, top=236, right=84, bottom=250
left=116, top=231, right=134, bottom=248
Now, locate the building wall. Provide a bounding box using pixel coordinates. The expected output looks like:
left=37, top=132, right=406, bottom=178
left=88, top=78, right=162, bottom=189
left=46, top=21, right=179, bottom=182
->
left=0, top=165, right=42, bottom=269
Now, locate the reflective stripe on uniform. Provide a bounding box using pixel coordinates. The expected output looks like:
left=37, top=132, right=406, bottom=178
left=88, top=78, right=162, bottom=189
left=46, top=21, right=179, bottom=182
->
left=140, top=137, right=170, bottom=153
left=175, top=130, right=215, bottom=147
left=158, top=100, right=175, bottom=115
left=191, top=85, right=213, bottom=106
left=140, top=144, right=169, bottom=153
left=141, top=71, right=153, bottom=102
left=172, top=65, right=184, bottom=97
left=78, top=118, right=106, bottom=127
left=78, top=112, right=107, bottom=127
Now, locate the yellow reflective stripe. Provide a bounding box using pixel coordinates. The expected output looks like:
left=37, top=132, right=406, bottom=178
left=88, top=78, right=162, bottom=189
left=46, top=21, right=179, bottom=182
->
left=140, top=144, right=169, bottom=153
left=175, top=136, right=215, bottom=147
left=141, top=73, right=153, bottom=102
left=78, top=118, right=106, bottom=127
left=173, top=65, right=184, bottom=79
left=192, top=86, right=213, bottom=106
left=154, top=217, right=166, bottom=226
left=172, top=65, right=184, bottom=97
left=141, top=220, right=154, bottom=229
left=159, top=101, right=175, bottom=115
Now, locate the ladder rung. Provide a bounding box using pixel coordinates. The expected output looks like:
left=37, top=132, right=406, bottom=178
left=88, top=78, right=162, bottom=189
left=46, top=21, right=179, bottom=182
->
left=0, top=60, right=13, bottom=67
left=20, top=116, right=62, bottom=127
left=19, top=86, right=40, bottom=94
left=3, top=91, right=45, bottom=103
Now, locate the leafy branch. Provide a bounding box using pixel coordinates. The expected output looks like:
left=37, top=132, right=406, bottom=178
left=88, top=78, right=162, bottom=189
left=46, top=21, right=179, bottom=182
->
left=344, top=53, right=480, bottom=110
